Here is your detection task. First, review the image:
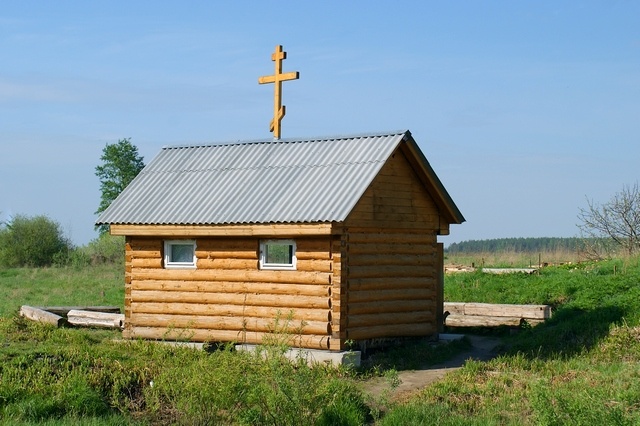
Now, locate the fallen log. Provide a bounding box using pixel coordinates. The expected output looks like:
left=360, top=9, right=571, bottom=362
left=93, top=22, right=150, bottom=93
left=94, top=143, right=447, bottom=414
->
left=35, top=306, right=121, bottom=317
left=67, top=309, right=124, bottom=329
left=445, top=314, right=524, bottom=328
left=19, top=305, right=65, bottom=327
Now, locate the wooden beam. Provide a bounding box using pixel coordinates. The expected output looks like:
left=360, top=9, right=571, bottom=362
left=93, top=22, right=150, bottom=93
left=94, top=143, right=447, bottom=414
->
left=445, top=314, right=523, bottom=328
left=110, top=223, right=336, bottom=237
left=443, top=302, right=551, bottom=320
left=67, top=310, right=125, bottom=329
left=34, top=306, right=121, bottom=316
left=20, top=305, right=65, bottom=327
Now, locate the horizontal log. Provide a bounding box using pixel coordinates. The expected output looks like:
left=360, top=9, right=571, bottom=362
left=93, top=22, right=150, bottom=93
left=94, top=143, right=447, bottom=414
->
left=295, top=238, right=333, bottom=252
left=293, top=259, right=332, bottom=273
left=344, top=218, right=435, bottom=230
left=129, top=313, right=330, bottom=335
left=131, top=302, right=331, bottom=322
left=131, top=290, right=331, bottom=309
left=133, top=257, right=331, bottom=272
left=296, top=251, right=332, bottom=261
left=347, top=264, right=433, bottom=279
left=347, top=254, right=433, bottom=267
left=67, top=310, right=125, bottom=329
left=128, top=238, right=162, bottom=251
left=124, top=327, right=331, bottom=350
left=131, top=268, right=331, bottom=285
left=34, top=306, right=122, bottom=316
left=347, top=243, right=435, bottom=256
left=196, top=258, right=259, bottom=270
left=20, top=305, right=65, bottom=327
left=132, top=258, right=163, bottom=268
left=344, top=232, right=433, bottom=245
left=347, top=322, right=435, bottom=340
left=130, top=249, right=162, bottom=259
left=445, top=314, right=523, bottom=328
left=195, top=250, right=258, bottom=260
left=132, top=280, right=330, bottom=297
left=347, top=310, right=433, bottom=328
left=443, top=302, right=552, bottom=320
left=348, top=277, right=435, bottom=291
left=347, top=299, right=435, bottom=315
left=348, top=288, right=434, bottom=303
left=351, top=203, right=436, bottom=220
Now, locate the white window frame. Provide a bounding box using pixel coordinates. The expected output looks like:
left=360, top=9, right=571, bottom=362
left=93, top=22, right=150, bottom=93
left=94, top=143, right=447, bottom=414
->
left=164, top=240, right=197, bottom=269
left=259, top=239, right=296, bottom=270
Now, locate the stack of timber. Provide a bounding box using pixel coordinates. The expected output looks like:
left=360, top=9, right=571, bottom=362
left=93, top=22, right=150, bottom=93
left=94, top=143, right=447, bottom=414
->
left=444, top=302, right=551, bottom=328
left=19, top=305, right=123, bottom=329
left=125, top=236, right=333, bottom=350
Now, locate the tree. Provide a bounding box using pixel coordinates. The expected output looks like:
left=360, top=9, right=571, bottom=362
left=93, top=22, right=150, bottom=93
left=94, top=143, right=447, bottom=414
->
left=577, top=183, right=640, bottom=258
left=95, top=138, right=145, bottom=234
left=0, top=214, right=72, bottom=267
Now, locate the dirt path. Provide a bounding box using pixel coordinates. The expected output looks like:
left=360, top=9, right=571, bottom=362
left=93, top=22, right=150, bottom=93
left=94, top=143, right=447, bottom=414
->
left=363, top=334, right=502, bottom=402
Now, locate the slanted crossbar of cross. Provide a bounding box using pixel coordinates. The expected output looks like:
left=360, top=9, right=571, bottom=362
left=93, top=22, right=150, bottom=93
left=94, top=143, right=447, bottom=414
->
left=258, top=45, right=299, bottom=139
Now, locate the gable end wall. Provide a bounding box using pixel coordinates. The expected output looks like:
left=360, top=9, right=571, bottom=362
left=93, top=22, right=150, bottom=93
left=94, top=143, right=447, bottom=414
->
left=338, top=148, right=442, bottom=348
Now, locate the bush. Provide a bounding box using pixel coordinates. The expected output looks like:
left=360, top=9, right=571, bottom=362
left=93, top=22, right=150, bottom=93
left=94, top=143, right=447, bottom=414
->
left=82, top=234, right=125, bottom=265
left=0, top=214, right=73, bottom=267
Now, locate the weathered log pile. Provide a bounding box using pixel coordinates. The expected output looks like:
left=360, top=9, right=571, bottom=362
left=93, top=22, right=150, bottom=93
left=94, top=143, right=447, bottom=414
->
left=444, top=302, right=551, bottom=328
left=19, top=305, right=124, bottom=329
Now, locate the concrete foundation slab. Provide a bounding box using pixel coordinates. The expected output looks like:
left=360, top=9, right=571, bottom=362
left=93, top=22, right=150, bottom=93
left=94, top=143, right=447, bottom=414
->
left=236, top=344, right=361, bottom=368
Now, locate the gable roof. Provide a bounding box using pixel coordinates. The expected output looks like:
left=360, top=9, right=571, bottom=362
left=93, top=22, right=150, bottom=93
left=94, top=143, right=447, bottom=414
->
left=96, top=130, right=464, bottom=227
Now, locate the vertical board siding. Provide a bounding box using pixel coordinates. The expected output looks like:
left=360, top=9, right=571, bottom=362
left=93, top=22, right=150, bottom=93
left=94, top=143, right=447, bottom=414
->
left=124, top=236, right=333, bottom=349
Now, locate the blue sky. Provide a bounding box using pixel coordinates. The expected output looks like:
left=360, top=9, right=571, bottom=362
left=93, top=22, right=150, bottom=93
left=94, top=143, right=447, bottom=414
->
left=1, top=1, right=638, bottom=246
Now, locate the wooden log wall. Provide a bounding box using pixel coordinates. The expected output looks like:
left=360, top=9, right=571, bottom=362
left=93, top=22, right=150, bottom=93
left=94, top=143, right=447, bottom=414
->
left=332, top=146, right=445, bottom=349
left=338, top=229, right=439, bottom=347
left=124, top=236, right=333, bottom=350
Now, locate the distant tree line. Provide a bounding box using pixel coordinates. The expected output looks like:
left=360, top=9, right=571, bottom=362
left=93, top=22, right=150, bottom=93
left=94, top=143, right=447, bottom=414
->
left=446, top=237, right=583, bottom=254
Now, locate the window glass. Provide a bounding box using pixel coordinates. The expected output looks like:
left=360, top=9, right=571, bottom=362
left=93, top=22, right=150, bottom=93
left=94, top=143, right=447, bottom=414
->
left=171, top=244, right=194, bottom=263
left=260, top=240, right=296, bottom=270
left=164, top=240, right=196, bottom=268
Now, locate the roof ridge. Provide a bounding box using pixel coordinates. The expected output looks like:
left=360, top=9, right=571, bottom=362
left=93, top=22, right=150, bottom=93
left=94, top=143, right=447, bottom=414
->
left=161, top=129, right=409, bottom=150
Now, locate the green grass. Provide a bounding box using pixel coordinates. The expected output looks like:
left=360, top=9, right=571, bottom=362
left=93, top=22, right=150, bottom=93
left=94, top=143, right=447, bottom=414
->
left=0, top=265, right=124, bottom=317
left=379, top=257, right=640, bottom=425
left=3, top=258, right=640, bottom=424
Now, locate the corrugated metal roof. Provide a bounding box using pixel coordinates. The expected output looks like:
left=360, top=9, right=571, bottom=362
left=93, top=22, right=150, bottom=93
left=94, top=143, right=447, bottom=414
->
left=96, top=130, right=413, bottom=225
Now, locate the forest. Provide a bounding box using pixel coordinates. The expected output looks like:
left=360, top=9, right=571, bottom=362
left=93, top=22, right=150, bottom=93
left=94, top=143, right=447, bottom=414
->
left=445, top=237, right=583, bottom=254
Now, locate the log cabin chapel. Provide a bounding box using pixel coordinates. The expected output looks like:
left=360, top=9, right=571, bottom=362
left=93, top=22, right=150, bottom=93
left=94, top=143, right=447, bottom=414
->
left=95, top=46, right=465, bottom=353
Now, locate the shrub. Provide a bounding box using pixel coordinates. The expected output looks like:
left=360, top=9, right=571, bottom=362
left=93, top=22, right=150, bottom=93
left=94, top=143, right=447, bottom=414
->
left=82, top=234, right=125, bottom=265
left=0, top=214, right=72, bottom=267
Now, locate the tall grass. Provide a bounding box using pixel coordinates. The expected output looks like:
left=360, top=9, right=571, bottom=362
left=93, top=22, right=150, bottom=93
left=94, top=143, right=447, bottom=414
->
left=0, top=317, right=369, bottom=425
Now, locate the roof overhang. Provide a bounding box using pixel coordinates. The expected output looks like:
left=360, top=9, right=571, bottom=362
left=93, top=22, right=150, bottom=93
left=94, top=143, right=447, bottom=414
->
left=398, top=131, right=466, bottom=228
left=109, top=223, right=338, bottom=237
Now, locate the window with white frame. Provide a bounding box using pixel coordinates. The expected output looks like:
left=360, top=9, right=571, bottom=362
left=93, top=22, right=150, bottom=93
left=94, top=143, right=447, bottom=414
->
left=164, top=240, right=197, bottom=269
left=259, top=239, right=296, bottom=270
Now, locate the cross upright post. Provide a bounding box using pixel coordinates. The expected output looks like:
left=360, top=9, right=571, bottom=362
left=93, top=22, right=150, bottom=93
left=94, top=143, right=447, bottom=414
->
left=258, top=45, right=299, bottom=139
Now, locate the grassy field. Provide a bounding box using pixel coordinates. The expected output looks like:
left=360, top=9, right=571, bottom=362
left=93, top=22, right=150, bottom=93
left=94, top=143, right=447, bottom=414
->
left=2, top=255, right=640, bottom=424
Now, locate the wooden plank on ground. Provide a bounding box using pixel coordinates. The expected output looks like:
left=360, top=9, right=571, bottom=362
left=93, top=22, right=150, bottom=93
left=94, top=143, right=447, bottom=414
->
left=445, top=314, right=523, bottom=328
left=20, top=305, right=65, bottom=327
left=67, top=310, right=125, bottom=329
left=444, top=302, right=551, bottom=320
left=35, top=306, right=121, bottom=316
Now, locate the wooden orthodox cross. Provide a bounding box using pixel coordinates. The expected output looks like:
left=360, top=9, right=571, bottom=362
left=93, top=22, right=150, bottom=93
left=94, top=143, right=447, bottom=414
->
left=258, top=45, right=299, bottom=139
